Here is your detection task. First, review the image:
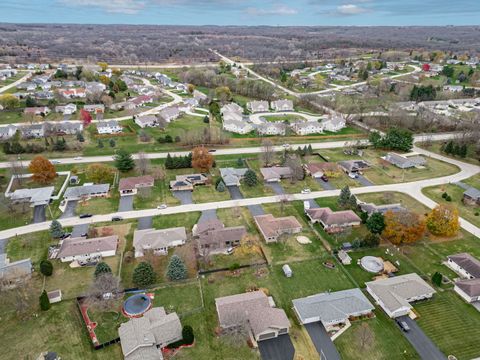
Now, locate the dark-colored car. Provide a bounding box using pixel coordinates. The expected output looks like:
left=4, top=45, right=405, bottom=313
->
left=79, top=213, right=93, bottom=219
left=111, top=216, right=123, bottom=222
left=396, top=319, right=411, bottom=332
left=320, top=175, right=329, bottom=182
left=80, top=233, right=88, bottom=237
left=60, top=232, right=71, bottom=239
left=208, top=149, right=217, bottom=153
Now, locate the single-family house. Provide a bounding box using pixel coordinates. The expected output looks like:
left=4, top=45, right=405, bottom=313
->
left=20, top=123, right=46, bottom=138
left=454, top=278, right=480, bottom=303
left=48, top=121, right=83, bottom=135
left=8, top=186, right=54, bottom=207
left=291, top=121, right=324, bottom=135
left=169, top=174, right=208, bottom=191
left=462, top=187, right=480, bottom=206
left=447, top=253, right=480, bottom=280
left=55, top=103, right=77, bottom=115
left=85, top=82, right=107, bottom=94
left=83, top=104, right=105, bottom=114
left=0, top=124, right=18, bottom=140
left=131, top=95, right=153, bottom=107
left=271, top=99, right=294, bottom=112
left=0, top=253, right=33, bottom=288
left=223, top=119, right=254, bottom=134
left=384, top=153, right=426, bottom=169
left=63, top=184, right=110, bottom=201
left=24, top=106, right=50, bottom=116
left=97, top=120, right=122, bottom=134
left=56, top=235, right=118, bottom=263
left=215, top=291, right=290, bottom=344
left=338, top=160, right=370, bottom=174
left=193, top=90, right=208, bottom=103
left=304, top=163, right=340, bottom=178
left=110, top=101, right=136, bottom=111
left=119, top=175, right=154, bottom=196
left=260, top=166, right=292, bottom=182
left=359, top=202, right=406, bottom=216
left=292, top=288, right=374, bottom=329
left=118, top=307, right=182, bottom=360
left=133, top=227, right=187, bottom=257
left=443, top=85, right=464, bottom=93
left=221, top=102, right=243, bottom=115
left=322, top=115, right=346, bottom=132
left=159, top=107, right=181, bottom=122
left=247, top=100, right=269, bottom=113
left=305, top=207, right=361, bottom=232
left=254, top=214, right=302, bottom=243
left=59, top=88, right=86, bottom=98
left=134, top=114, right=158, bottom=128
left=256, top=122, right=286, bottom=136
left=194, top=219, right=247, bottom=255
left=219, top=168, right=249, bottom=187
left=366, top=273, right=436, bottom=318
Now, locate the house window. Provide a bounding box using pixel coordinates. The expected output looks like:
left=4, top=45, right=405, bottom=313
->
left=278, top=328, right=288, bottom=335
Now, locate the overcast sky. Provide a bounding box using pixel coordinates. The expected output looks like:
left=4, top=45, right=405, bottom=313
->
left=1, top=0, right=479, bottom=26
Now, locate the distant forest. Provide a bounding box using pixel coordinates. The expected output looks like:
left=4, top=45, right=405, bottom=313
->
left=0, top=24, right=479, bottom=64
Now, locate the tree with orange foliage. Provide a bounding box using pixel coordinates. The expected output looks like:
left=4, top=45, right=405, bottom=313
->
left=28, top=156, right=57, bottom=184
left=426, top=204, right=460, bottom=237
left=191, top=146, right=214, bottom=172
left=382, top=210, right=426, bottom=245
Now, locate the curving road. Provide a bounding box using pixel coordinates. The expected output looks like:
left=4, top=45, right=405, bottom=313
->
left=0, top=132, right=478, bottom=241
left=0, top=71, right=32, bottom=94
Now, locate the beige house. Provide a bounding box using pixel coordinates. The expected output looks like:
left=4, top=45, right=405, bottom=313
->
left=254, top=214, right=302, bottom=243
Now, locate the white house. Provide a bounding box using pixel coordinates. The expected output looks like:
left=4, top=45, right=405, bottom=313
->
left=56, top=235, right=118, bottom=263
left=271, top=99, right=294, bottom=112
left=291, top=121, right=324, bottom=135
left=247, top=100, right=269, bottom=113
left=322, top=115, right=346, bottom=132
left=256, top=122, right=286, bottom=136
left=454, top=279, right=480, bottom=303
left=223, top=119, right=254, bottom=134
left=134, top=114, right=158, bottom=128
left=447, top=253, right=480, bottom=280
left=133, top=227, right=187, bottom=257
left=366, top=273, right=436, bottom=318
left=55, top=103, right=77, bottom=115
left=0, top=125, right=18, bottom=140
left=97, top=120, right=122, bottom=134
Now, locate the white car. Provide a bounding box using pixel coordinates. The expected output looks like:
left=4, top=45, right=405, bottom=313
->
left=301, top=188, right=311, bottom=194
left=157, top=204, right=167, bottom=209
left=51, top=160, right=61, bottom=164
left=74, top=156, right=82, bottom=160
left=283, top=143, right=290, bottom=148
left=348, top=172, right=358, bottom=179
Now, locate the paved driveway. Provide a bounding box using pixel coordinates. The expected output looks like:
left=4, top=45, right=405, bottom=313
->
left=248, top=204, right=265, bottom=216
left=172, top=190, right=193, bottom=205
left=72, top=223, right=89, bottom=237
left=306, top=199, right=319, bottom=208
left=32, top=205, right=46, bottom=223
left=227, top=186, right=243, bottom=200
left=316, top=178, right=335, bottom=190
left=304, top=322, right=341, bottom=360
left=356, top=175, right=374, bottom=187
left=61, top=200, right=78, bottom=218
left=258, top=335, right=295, bottom=360
left=0, top=238, right=8, bottom=253
left=198, top=209, right=218, bottom=223
left=137, top=216, right=153, bottom=230
left=266, top=182, right=285, bottom=195
left=118, top=195, right=134, bottom=212
left=396, top=316, right=446, bottom=360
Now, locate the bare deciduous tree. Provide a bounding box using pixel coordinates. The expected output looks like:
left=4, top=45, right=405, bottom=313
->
left=87, top=273, right=123, bottom=311
left=355, top=322, right=374, bottom=350
left=260, top=139, right=275, bottom=167
left=136, top=152, right=150, bottom=175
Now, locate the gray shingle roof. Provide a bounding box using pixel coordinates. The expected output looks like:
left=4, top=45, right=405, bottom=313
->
left=64, top=184, right=109, bottom=199
left=292, top=288, right=374, bottom=325
left=464, top=187, right=480, bottom=200
left=448, top=253, right=480, bottom=278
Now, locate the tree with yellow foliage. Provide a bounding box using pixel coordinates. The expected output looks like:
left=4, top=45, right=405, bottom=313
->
left=97, top=62, right=108, bottom=72
left=382, top=210, right=426, bottom=245
left=0, top=94, right=19, bottom=109
left=28, top=156, right=57, bottom=184
left=85, top=163, right=115, bottom=184
left=426, top=204, right=460, bottom=237
left=191, top=146, right=214, bottom=172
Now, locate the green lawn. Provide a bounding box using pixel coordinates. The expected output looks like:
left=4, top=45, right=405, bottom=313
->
left=417, top=141, right=479, bottom=166
left=75, top=194, right=119, bottom=216
left=416, top=291, right=480, bottom=360
left=356, top=192, right=430, bottom=214
left=262, top=114, right=315, bottom=122
left=87, top=307, right=126, bottom=343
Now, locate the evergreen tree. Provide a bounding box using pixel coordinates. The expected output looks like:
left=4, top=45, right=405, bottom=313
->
left=76, top=132, right=85, bottom=142
left=109, top=138, right=116, bottom=147
left=39, top=290, right=51, bottom=311
left=40, top=260, right=53, bottom=276
left=114, top=150, right=135, bottom=172
left=216, top=181, right=226, bottom=192
left=459, top=144, right=468, bottom=158
left=444, top=140, right=454, bottom=154
left=432, top=272, right=443, bottom=287
left=453, top=144, right=461, bottom=156
left=50, top=219, right=64, bottom=238
left=366, top=212, right=386, bottom=234
left=244, top=169, right=258, bottom=187
left=166, top=255, right=187, bottom=281
left=182, top=325, right=195, bottom=345
left=94, top=262, right=112, bottom=278
left=97, top=139, right=104, bottom=148
left=236, top=158, right=244, bottom=167
left=307, top=144, right=313, bottom=154
left=133, top=261, right=157, bottom=287
left=338, top=186, right=352, bottom=208
left=165, top=153, right=174, bottom=169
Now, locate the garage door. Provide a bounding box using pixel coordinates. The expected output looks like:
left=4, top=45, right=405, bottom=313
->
left=258, top=332, right=276, bottom=341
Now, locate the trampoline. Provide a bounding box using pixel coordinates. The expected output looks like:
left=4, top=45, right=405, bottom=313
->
left=360, top=256, right=384, bottom=273
left=123, top=294, right=152, bottom=318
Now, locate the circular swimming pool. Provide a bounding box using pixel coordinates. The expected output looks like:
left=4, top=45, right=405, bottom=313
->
left=360, top=256, right=384, bottom=273
left=123, top=294, right=152, bottom=317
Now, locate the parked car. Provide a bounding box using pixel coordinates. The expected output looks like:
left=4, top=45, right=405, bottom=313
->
left=51, top=160, right=61, bottom=164
left=80, top=233, right=88, bottom=237
left=283, top=143, right=290, bottom=148
left=348, top=172, right=358, bottom=179
left=320, top=175, right=329, bottom=182
left=208, top=149, right=217, bottom=153
left=226, top=247, right=234, bottom=255
left=301, top=188, right=311, bottom=194
left=74, top=156, right=83, bottom=160
left=111, top=216, right=123, bottom=221
left=157, top=204, right=167, bottom=209
left=79, top=213, right=93, bottom=218
left=396, top=319, right=410, bottom=332
left=60, top=232, right=71, bottom=239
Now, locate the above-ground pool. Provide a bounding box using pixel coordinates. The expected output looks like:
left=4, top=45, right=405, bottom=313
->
left=123, top=294, right=152, bottom=317
left=360, top=256, right=384, bottom=273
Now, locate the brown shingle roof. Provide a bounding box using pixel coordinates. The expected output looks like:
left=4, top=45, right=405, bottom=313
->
left=119, top=175, right=154, bottom=191
left=448, top=253, right=480, bottom=278
left=57, top=235, right=118, bottom=258
left=254, top=214, right=302, bottom=239
left=456, top=278, right=480, bottom=297
left=306, top=208, right=361, bottom=226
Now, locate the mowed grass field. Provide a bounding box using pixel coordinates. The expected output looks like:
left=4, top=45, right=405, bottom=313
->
left=416, top=291, right=480, bottom=360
